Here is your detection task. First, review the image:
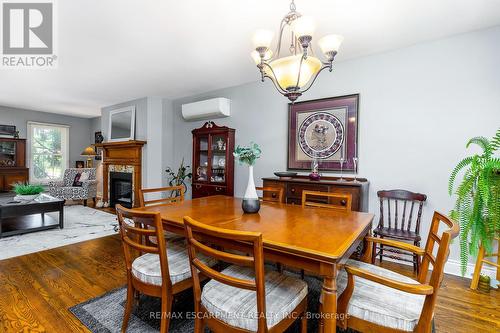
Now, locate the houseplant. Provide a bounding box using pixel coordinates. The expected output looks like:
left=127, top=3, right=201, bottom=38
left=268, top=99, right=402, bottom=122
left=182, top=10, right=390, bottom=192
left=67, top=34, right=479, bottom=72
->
left=449, top=129, right=500, bottom=275
left=165, top=158, right=192, bottom=197
left=234, top=142, right=262, bottom=213
left=13, top=183, right=44, bottom=201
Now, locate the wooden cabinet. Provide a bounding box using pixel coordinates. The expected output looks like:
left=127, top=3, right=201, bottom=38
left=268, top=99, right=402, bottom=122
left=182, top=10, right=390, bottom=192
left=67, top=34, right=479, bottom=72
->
left=262, top=176, right=370, bottom=212
left=0, top=138, right=29, bottom=191
left=192, top=121, right=235, bottom=199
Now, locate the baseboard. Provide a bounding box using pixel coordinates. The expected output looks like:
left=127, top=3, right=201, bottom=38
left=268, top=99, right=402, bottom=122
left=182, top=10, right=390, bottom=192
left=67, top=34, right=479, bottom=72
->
left=444, top=258, right=497, bottom=280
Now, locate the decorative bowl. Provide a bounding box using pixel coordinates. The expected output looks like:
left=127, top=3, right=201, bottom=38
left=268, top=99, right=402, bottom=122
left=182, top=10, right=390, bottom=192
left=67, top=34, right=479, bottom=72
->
left=274, top=172, right=297, bottom=178
left=14, top=194, right=39, bottom=201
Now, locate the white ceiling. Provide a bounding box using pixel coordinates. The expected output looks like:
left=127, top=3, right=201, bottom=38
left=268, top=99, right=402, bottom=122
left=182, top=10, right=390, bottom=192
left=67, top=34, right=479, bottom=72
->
left=1, top=0, right=500, bottom=118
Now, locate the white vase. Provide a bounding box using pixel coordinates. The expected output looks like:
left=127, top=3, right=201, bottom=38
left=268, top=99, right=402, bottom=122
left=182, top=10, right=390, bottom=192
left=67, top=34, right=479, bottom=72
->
left=242, top=165, right=260, bottom=213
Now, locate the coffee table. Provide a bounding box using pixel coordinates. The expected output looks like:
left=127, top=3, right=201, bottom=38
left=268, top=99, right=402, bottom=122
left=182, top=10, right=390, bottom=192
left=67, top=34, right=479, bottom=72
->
left=0, top=193, right=64, bottom=238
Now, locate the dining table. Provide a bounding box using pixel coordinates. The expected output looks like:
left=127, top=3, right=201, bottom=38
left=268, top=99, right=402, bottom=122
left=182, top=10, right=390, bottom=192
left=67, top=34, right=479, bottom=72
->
left=139, top=195, right=374, bottom=333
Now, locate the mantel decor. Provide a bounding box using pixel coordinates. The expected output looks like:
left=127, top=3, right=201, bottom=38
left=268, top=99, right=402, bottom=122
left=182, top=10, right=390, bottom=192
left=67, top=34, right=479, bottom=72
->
left=288, top=94, right=359, bottom=172
left=251, top=0, right=343, bottom=102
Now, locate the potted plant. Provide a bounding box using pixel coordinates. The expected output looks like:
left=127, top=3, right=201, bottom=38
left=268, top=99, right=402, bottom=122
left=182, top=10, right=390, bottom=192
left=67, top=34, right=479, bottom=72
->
left=13, top=183, right=45, bottom=201
left=449, top=129, right=500, bottom=275
left=234, top=142, right=262, bottom=213
left=165, top=158, right=192, bottom=197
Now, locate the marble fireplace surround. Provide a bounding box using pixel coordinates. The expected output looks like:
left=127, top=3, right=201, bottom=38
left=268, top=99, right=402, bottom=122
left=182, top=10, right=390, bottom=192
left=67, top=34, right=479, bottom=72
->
left=94, top=140, right=146, bottom=207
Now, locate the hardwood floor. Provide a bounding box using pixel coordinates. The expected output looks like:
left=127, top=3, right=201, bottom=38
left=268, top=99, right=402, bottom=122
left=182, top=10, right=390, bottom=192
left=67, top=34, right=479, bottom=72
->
left=0, top=234, right=498, bottom=332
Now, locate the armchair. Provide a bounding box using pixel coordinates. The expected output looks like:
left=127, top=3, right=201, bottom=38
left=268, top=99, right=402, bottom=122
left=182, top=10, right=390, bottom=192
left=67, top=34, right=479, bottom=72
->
left=323, top=211, right=458, bottom=333
left=48, top=168, right=97, bottom=206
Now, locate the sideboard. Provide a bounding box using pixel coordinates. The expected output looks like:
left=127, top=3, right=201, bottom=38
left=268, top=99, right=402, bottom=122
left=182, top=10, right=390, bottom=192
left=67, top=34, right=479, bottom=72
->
left=262, top=176, right=369, bottom=212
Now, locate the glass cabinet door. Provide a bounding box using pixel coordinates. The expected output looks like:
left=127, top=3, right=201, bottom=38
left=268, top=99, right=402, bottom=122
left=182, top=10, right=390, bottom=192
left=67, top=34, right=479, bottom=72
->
left=210, top=134, right=227, bottom=183
left=0, top=141, right=16, bottom=167
left=195, top=136, right=209, bottom=182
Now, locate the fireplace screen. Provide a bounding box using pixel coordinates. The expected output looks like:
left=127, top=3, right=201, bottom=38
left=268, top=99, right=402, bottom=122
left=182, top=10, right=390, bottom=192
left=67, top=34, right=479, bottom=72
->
left=109, top=171, right=133, bottom=208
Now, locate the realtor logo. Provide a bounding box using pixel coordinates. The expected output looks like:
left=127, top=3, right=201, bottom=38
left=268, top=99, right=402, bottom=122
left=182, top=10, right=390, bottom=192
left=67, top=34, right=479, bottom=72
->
left=1, top=0, right=57, bottom=68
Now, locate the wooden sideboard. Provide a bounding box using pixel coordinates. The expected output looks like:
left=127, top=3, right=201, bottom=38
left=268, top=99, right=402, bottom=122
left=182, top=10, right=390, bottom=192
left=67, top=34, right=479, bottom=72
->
left=0, top=138, right=29, bottom=191
left=262, top=176, right=369, bottom=212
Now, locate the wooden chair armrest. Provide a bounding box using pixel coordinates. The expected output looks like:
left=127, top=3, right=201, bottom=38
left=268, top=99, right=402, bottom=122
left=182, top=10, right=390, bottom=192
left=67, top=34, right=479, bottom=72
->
left=365, top=236, right=425, bottom=255
left=345, top=265, right=434, bottom=295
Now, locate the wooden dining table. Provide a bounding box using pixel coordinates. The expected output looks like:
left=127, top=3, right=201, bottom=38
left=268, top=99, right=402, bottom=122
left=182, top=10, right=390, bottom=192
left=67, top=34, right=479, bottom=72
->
left=139, top=195, right=374, bottom=333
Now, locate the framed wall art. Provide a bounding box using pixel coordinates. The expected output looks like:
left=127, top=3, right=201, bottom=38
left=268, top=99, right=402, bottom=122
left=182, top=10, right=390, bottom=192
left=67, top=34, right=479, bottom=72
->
left=288, top=94, right=359, bottom=172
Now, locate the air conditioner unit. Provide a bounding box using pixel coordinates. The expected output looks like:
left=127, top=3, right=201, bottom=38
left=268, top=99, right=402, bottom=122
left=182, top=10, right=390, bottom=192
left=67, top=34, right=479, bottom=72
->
left=181, top=98, right=231, bottom=121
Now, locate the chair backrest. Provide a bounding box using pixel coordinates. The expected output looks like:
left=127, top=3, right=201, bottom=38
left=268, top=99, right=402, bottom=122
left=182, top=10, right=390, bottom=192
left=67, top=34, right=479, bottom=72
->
left=63, top=168, right=96, bottom=186
left=377, top=189, right=427, bottom=233
left=139, top=186, right=185, bottom=207
left=115, top=204, right=172, bottom=287
left=416, top=212, right=459, bottom=327
left=183, top=216, right=268, bottom=331
left=302, top=190, right=352, bottom=212
left=256, top=186, right=284, bottom=203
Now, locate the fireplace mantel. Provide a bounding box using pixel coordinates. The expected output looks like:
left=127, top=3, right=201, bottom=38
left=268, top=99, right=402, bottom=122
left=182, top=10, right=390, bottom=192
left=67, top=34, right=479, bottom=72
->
left=94, top=140, right=146, bottom=207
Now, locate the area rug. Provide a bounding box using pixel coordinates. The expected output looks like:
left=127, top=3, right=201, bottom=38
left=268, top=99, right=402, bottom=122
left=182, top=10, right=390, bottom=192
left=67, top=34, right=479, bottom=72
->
left=70, top=271, right=356, bottom=333
left=0, top=205, right=118, bottom=260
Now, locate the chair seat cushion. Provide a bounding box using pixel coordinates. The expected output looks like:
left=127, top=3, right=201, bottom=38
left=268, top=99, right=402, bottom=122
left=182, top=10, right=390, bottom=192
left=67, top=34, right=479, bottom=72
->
left=131, top=240, right=216, bottom=286
left=332, top=259, right=425, bottom=332
left=373, top=227, right=421, bottom=241
left=201, top=265, right=308, bottom=332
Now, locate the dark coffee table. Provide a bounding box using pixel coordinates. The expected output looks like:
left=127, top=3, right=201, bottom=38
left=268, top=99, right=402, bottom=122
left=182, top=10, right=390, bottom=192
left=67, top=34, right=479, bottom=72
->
left=0, top=193, right=64, bottom=238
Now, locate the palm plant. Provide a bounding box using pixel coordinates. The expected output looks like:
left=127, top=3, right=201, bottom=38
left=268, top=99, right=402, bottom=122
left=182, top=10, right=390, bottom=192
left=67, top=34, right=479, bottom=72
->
left=449, top=128, right=500, bottom=275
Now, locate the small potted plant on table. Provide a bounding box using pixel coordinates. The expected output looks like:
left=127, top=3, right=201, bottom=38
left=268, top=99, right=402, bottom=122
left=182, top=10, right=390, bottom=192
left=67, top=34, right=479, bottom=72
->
left=13, top=183, right=45, bottom=201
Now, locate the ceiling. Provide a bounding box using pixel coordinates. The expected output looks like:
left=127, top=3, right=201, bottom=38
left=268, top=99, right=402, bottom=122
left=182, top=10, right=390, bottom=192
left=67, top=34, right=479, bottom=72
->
left=1, top=0, right=499, bottom=118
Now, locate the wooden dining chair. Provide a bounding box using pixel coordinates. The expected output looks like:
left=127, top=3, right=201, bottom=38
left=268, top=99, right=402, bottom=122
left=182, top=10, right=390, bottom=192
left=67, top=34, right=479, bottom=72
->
left=139, top=185, right=185, bottom=207
left=331, top=211, right=459, bottom=333
left=256, top=186, right=284, bottom=203
left=115, top=205, right=215, bottom=333
left=183, top=216, right=308, bottom=333
left=374, top=190, right=427, bottom=273
left=301, top=190, right=352, bottom=212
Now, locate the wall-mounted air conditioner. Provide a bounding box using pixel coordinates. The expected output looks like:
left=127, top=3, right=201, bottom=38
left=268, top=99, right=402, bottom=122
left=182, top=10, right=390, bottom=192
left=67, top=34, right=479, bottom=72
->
left=181, top=98, right=231, bottom=121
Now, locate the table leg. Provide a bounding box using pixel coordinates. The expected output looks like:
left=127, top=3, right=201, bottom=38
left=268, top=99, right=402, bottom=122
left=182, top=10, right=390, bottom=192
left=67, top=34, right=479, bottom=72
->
left=321, top=266, right=338, bottom=333
left=59, top=206, right=64, bottom=229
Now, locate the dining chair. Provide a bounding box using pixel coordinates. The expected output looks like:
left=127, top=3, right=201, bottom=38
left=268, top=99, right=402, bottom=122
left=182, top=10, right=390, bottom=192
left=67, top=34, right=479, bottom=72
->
left=139, top=185, right=185, bottom=207
left=329, top=211, right=459, bottom=333
left=139, top=186, right=186, bottom=242
left=373, top=190, right=427, bottom=273
left=183, top=216, right=309, bottom=333
left=301, top=190, right=352, bottom=212
left=256, top=186, right=284, bottom=203
left=116, top=205, right=215, bottom=333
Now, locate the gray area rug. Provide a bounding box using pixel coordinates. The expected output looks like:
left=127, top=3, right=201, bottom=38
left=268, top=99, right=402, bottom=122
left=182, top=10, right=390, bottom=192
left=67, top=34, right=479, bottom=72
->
left=70, top=271, right=356, bottom=333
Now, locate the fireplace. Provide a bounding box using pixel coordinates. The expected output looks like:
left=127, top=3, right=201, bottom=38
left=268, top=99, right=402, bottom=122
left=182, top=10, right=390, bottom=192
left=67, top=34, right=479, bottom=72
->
left=109, top=171, right=133, bottom=208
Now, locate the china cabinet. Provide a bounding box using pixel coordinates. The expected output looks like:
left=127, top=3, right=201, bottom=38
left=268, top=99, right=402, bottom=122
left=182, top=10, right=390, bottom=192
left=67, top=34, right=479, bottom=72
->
left=191, top=121, right=235, bottom=198
left=0, top=138, right=29, bottom=191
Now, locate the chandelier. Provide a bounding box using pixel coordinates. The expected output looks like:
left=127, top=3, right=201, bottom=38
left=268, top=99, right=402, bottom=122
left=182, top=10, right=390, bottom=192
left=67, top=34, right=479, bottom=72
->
left=251, top=0, right=343, bottom=102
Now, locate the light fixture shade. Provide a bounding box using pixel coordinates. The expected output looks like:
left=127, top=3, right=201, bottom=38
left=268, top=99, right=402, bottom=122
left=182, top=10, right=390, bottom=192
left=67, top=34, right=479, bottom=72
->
left=318, top=34, right=344, bottom=54
left=252, top=29, right=274, bottom=49
left=250, top=50, right=273, bottom=65
left=81, top=146, right=97, bottom=156
left=269, top=55, right=321, bottom=90
left=293, top=16, right=315, bottom=38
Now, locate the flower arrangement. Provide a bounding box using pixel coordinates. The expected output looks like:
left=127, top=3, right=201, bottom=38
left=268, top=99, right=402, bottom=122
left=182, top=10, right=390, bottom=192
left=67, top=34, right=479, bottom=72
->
left=165, top=158, right=192, bottom=196
left=233, top=142, right=262, bottom=166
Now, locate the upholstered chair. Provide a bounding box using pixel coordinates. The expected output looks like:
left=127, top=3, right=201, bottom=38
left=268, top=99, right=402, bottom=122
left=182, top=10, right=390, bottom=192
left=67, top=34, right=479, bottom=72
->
left=48, top=168, right=97, bottom=206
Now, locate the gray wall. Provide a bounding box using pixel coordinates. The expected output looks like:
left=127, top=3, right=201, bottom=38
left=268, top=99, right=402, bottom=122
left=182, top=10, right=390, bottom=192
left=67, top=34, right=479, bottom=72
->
left=170, top=26, right=500, bottom=277
left=0, top=105, right=93, bottom=167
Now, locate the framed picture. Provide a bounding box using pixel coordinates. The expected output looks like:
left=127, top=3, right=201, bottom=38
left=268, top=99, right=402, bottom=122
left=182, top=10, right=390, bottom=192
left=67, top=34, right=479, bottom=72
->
left=94, top=131, right=103, bottom=144
left=94, top=147, right=102, bottom=160
left=288, top=94, right=359, bottom=172
left=75, top=160, right=85, bottom=168
left=0, top=124, right=16, bottom=137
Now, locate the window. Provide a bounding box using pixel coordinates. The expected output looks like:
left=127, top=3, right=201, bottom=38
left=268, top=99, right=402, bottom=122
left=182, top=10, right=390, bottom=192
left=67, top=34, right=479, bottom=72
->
left=28, top=122, right=69, bottom=184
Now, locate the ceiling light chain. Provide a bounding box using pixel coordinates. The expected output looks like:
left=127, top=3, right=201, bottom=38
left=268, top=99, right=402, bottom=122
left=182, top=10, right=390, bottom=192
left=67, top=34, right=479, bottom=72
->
left=251, top=0, right=344, bottom=102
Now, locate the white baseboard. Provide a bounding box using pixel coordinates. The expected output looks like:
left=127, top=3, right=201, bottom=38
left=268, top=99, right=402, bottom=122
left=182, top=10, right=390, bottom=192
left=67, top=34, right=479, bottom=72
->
left=444, top=258, right=497, bottom=280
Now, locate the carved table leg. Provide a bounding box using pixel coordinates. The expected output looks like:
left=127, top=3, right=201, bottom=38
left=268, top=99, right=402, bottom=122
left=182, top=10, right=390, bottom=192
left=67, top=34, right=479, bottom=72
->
left=321, top=265, right=338, bottom=333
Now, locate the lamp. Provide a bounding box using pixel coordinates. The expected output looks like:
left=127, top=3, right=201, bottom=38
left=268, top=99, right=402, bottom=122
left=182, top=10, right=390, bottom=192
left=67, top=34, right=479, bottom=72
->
left=251, top=0, right=343, bottom=102
left=81, top=146, right=97, bottom=168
